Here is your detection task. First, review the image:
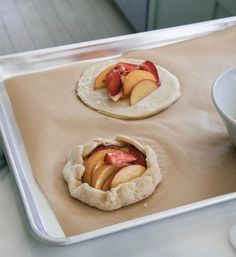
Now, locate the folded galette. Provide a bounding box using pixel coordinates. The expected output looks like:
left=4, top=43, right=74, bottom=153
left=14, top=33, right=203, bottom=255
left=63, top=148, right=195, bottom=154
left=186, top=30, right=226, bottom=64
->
left=63, top=135, right=161, bottom=211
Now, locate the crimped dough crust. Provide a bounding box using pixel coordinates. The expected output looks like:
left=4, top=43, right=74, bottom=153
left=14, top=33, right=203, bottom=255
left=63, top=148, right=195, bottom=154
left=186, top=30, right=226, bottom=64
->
left=76, top=58, right=180, bottom=120
left=63, top=135, right=162, bottom=211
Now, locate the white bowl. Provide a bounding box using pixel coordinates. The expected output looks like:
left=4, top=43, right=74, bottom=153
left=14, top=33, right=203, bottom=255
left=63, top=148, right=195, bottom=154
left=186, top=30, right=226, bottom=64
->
left=212, top=66, right=236, bottom=147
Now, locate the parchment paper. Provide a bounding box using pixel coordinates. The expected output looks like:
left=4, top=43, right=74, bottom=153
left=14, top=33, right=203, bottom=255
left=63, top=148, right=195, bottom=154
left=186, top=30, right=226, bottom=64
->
left=5, top=26, right=236, bottom=237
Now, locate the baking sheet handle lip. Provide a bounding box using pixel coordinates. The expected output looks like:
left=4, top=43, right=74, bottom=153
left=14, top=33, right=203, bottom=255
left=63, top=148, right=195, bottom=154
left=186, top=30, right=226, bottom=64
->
left=0, top=16, right=236, bottom=80
left=0, top=16, right=235, bottom=61
left=0, top=124, right=78, bottom=246
left=27, top=192, right=236, bottom=246
left=0, top=85, right=49, bottom=238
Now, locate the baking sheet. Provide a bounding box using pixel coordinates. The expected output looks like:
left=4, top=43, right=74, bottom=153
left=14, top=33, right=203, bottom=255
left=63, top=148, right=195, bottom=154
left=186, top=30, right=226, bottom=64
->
left=4, top=26, right=236, bottom=237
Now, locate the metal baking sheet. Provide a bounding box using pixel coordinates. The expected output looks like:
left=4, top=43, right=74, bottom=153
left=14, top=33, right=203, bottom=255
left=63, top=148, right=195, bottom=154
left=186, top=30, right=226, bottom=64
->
left=0, top=17, right=236, bottom=245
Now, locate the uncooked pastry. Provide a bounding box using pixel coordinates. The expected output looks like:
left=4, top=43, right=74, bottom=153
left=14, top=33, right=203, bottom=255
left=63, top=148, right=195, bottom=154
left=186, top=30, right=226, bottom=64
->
left=76, top=58, right=180, bottom=119
left=63, top=135, right=162, bottom=211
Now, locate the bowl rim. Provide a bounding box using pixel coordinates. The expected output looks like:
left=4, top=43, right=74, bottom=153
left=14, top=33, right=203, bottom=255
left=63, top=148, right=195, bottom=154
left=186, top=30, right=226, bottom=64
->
left=211, top=65, right=236, bottom=126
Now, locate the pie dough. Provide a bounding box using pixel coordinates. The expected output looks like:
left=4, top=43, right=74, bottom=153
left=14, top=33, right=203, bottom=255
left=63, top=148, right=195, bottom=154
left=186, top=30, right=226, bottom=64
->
left=76, top=58, right=180, bottom=120
left=63, top=135, right=162, bottom=211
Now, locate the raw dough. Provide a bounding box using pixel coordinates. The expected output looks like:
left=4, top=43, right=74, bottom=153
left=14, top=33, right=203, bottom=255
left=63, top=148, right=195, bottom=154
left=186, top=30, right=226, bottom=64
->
left=63, top=135, right=162, bottom=211
left=76, top=59, right=180, bottom=119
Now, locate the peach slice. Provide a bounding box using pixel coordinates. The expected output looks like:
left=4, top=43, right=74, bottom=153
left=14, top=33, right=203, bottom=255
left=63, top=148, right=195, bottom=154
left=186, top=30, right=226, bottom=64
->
left=129, top=79, right=157, bottom=106
left=92, top=158, right=105, bottom=175
left=123, top=70, right=156, bottom=97
left=130, top=79, right=157, bottom=106
left=94, top=65, right=115, bottom=90
left=92, top=164, right=118, bottom=189
left=109, top=90, right=123, bottom=102
left=140, top=60, right=161, bottom=86
left=110, top=164, right=146, bottom=188
left=128, top=145, right=146, bottom=167
left=104, top=150, right=137, bottom=166
left=102, top=174, right=115, bottom=191
left=83, top=149, right=116, bottom=185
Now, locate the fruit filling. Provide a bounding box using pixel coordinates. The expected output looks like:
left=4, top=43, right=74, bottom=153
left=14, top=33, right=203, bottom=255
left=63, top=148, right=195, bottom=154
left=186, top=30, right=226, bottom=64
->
left=82, top=144, right=147, bottom=191
left=94, top=60, right=161, bottom=106
left=104, top=151, right=137, bottom=167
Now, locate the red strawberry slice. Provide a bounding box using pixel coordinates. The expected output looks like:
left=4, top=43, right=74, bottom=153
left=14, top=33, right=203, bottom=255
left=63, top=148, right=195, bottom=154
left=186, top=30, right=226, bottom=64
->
left=113, top=62, right=140, bottom=75
left=105, top=71, right=122, bottom=96
left=104, top=150, right=137, bottom=167
left=140, top=60, right=161, bottom=87
left=88, top=144, right=120, bottom=157
left=128, top=146, right=147, bottom=167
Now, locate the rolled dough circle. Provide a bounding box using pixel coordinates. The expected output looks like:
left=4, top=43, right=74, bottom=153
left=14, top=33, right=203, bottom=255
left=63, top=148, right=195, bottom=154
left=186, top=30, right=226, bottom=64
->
left=76, top=59, right=181, bottom=120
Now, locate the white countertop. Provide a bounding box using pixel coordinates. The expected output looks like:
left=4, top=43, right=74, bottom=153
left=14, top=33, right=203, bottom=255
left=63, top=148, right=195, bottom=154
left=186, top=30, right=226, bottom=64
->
left=1, top=17, right=236, bottom=256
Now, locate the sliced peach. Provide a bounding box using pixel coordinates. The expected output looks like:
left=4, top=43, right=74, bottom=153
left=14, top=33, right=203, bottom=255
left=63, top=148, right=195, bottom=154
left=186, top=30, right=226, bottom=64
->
left=123, top=70, right=156, bottom=97
left=92, top=164, right=118, bottom=189
left=130, top=79, right=157, bottom=106
left=114, top=62, right=139, bottom=75
left=94, top=65, right=115, bottom=90
left=109, top=90, right=123, bottom=102
left=140, top=60, right=161, bottom=86
left=106, top=71, right=122, bottom=98
left=110, top=164, right=146, bottom=188
left=102, top=173, right=115, bottom=191
left=104, top=150, right=137, bottom=166
left=92, top=158, right=105, bottom=174
left=128, top=145, right=147, bottom=167
left=83, top=149, right=116, bottom=185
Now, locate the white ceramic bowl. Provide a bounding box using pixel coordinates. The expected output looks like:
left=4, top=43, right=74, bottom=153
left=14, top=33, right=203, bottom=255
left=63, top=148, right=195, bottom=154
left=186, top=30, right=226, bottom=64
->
left=212, top=66, right=236, bottom=147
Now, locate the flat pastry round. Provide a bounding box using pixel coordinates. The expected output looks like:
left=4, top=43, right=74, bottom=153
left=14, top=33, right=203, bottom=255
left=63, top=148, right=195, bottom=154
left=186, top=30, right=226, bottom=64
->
left=76, top=58, right=180, bottom=120
left=63, top=135, right=162, bottom=211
